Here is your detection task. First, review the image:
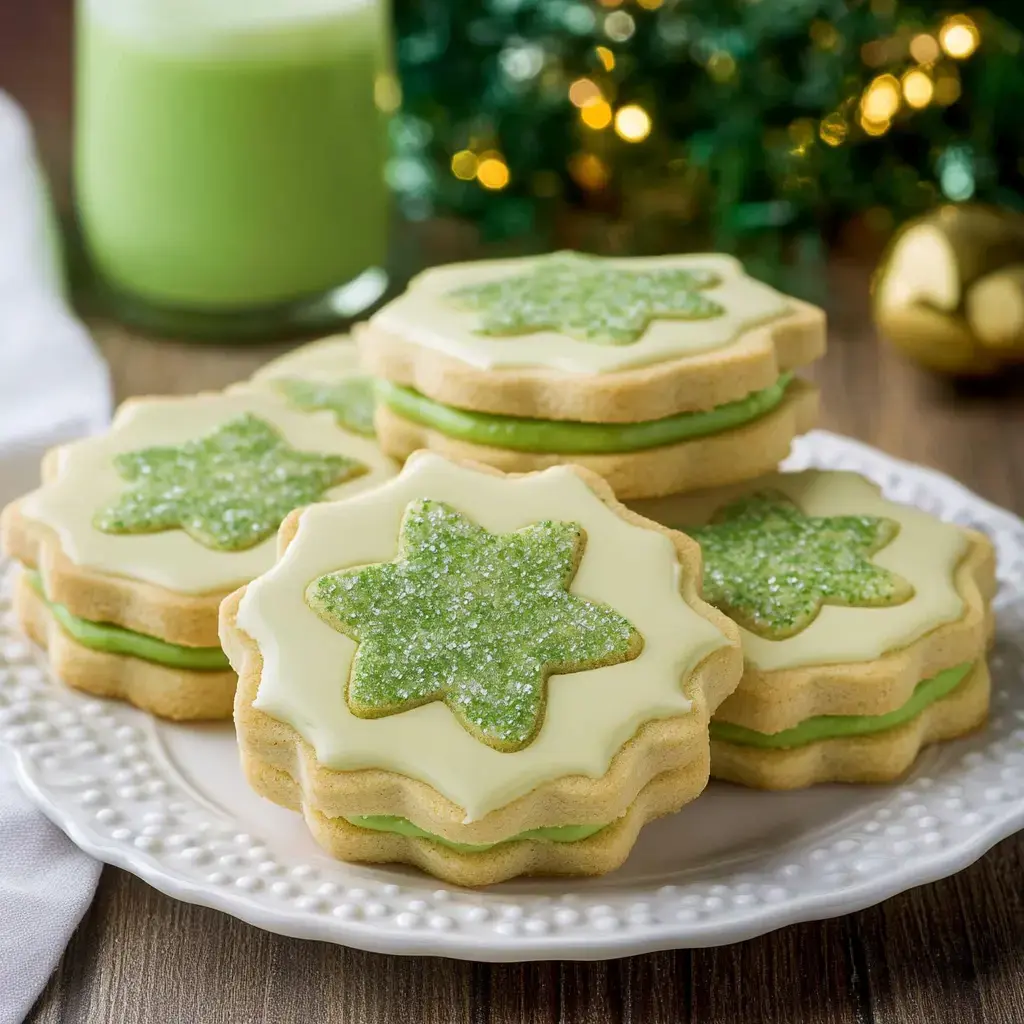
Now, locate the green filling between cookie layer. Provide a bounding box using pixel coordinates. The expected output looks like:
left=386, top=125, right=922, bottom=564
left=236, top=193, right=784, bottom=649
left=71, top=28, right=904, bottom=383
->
left=26, top=572, right=229, bottom=671
left=344, top=815, right=607, bottom=853
left=710, top=662, right=973, bottom=750
left=376, top=373, right=793, bottom=455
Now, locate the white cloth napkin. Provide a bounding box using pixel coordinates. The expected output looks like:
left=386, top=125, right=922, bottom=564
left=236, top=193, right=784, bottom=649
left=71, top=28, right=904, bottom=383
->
left=0, top=752, right=103, bottom=1022
left=0, top=92, right=110, bottom=1023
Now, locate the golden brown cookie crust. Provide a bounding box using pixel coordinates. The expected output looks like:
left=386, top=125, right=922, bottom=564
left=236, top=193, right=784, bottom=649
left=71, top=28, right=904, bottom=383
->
left=222, top=460, right=743, bottom=880
left=372, top=379, right=819, bottom=500
left=251, top=757, right=708, bottom=887
left=712, top=529, right=997, bottom=734
left=2, top=503, right=226, bottom=647
left=356, top=297, right=825, bottom=423
left=15, top=570, right=235, bottom=721
left=710, top=660, right=991, bottom=790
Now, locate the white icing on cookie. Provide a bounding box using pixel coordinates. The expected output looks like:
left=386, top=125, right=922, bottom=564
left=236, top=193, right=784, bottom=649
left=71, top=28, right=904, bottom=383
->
left=246, top=334, right=363, bottom=384
left=237, top=453, right=732, bottom=821
left=368, top=253, right=791, bottom=375
left=21, top=391, right=396, bottom=594
left=631, top=470, right=969, bottom=671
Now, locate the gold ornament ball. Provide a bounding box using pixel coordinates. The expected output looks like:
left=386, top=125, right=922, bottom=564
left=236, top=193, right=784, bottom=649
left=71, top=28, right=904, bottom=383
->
left=873, top=204, right=1024, bottom=375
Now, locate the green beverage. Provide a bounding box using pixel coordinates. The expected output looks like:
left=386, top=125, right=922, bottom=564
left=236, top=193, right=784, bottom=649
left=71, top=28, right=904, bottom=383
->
left=75, top=0, right=391, bottom=336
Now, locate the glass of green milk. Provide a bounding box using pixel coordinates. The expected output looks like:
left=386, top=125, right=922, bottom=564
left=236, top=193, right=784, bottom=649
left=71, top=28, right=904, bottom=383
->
left=75, top=0, right=392, bottom=339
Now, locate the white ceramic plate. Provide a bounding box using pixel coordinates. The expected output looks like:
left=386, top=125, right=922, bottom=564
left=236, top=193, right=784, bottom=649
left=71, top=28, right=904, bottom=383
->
left=1, top=431, right=1022, bottom=961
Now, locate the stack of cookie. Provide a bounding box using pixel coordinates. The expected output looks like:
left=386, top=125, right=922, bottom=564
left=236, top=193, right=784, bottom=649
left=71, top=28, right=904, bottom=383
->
left=633, top=471, right=996, bottom=789
left=222, top=453, right=745, bottom=885
left=0, top=249, right=997, bottom=889
left=1, top=387, right=395, bottom=720
left=359, top=252, right=825, bottom=498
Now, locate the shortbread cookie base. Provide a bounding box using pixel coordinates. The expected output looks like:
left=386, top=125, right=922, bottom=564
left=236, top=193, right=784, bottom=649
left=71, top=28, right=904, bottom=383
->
left=246, top=754, right=706, bottom=886
left=3, top=495, right=224, bottom=649
left=357, top=298, right=825, bottom=423
left=222, top=460, right=743, bottom=854
left=226, top=589, right=733, bottom=848
left=713, top=531, right=997, bottom=733
left=16, top=571, right=235, bottom=721
left=373, top=380, right=818, bottom=500
left=231, top=631, right=715, bottom=845
left=711, top=660, right=991, bottom=789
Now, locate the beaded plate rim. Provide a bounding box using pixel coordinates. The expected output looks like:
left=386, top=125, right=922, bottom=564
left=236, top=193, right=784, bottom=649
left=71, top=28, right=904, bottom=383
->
left=1, top=430, right=1022, bottom=961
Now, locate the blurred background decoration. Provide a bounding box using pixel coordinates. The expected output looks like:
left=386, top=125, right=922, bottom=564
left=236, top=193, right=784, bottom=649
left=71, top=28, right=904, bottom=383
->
left=388, top=0, right=1024, bottom=296
left=874, top=203, right=1024, bottom=375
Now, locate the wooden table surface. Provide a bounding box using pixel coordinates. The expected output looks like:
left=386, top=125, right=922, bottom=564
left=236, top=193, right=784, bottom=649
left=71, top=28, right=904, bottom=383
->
left=18, top=262, right=1024, bottom=1024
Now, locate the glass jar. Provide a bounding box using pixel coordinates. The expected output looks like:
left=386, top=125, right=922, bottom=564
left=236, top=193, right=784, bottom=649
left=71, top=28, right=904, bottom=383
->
left=75, top=0, right=392, bottom=339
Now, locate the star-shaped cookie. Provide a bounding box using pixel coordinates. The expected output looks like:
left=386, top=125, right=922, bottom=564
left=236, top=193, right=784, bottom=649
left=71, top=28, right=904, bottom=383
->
left=273, top=376, right=377, bottom=437
left=306, top=498, right=643, bottom=751
left=94, top=414, right=366, bottom=552
left=688, top=491, right=914, bottom=639
left=446, top=252, right=724, bottom=345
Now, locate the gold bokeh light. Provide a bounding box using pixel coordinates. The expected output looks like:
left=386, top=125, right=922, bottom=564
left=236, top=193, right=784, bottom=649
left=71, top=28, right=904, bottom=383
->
left=940, top=15, right=980, bottom=59
left=861, top=117, right=891, bottom=137
left=477, top=155, right=510, bottom=190
left=902, top=69, right=934, bottom=109
left=819, top=113, right=847, bottom=147
left=450, top=150, right=478, bottom=181
left=569, top=78, right=603, bottom=108
left=614, top=104, right=652, bottom=142
left=909, top=33, right=941, bottom=64
left=861, top=74, right=901, bottom=122
left=581, top=99, right=613, bottom=130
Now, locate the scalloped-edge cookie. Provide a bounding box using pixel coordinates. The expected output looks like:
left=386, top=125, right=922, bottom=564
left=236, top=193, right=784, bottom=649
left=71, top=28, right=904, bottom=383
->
left=360, top=252, right=826, bottom=420
left=374, top=377, right=819, bottom=501
left=630, top=470, right=997, bottom=789
left=237, top=334, right=377, bottom=438
left=709, top=662, right=991, bottom=789
left=358, top=252, right=824, bottom=499
left=221, top=452, right=743, bottom=885
left=15, top=570, right=235, bottom=721
left=0, top=390, right=397, bottom=720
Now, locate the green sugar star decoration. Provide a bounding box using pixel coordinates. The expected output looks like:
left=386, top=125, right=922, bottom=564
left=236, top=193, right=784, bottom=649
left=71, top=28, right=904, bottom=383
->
left=306, top=499, right=643, bottom=751
left=273, top=377, right=377, bottom=437
left=446, top=253, right=724, bottom=345
left=95, top=413, right=366, bottom=551
left=688, top=491, right=914, bottom=640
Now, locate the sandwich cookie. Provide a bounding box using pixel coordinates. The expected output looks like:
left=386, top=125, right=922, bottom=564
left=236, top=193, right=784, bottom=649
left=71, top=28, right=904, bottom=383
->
left=1, top=391, right=396, bottom=720
left=360, top=252, right=825, bottom=498
left=221, top=452, right=743, bottom=885
left=632, top=471, right=997, bottom=788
